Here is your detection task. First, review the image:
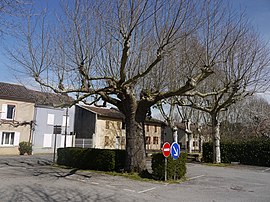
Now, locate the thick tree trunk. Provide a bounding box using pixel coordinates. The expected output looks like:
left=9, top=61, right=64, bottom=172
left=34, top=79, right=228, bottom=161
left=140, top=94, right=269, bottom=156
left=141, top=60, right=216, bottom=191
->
left=211, top=113, right=221, bottom=163
left=121, top=94, right=147, bottom=173
left=125, top=115, right=146, bottom=172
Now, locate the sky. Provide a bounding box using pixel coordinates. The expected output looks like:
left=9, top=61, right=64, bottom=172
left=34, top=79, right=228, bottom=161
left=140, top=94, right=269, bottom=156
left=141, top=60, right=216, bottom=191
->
left=0, top=0, right=270, bottom=100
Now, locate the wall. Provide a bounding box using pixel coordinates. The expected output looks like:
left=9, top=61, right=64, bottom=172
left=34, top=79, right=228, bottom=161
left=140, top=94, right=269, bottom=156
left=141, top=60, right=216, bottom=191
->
left=32, top=105, right=75, bottom=154
left=0, top=99, right=35, bottom=155
left=95, top=118, right=125, bottom=149
left=144, top=123, right=162, bottom=151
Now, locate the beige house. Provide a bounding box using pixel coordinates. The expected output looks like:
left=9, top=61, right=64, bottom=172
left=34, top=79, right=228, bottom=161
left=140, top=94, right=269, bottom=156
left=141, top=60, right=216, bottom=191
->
left=0, top=83, right=35, bottom=155
left=74, top=106, right=164, bottom=152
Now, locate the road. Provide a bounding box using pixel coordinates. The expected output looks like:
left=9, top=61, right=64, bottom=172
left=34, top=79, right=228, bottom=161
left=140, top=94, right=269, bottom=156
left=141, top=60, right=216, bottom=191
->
left=0, top=155, right=269, bottom=202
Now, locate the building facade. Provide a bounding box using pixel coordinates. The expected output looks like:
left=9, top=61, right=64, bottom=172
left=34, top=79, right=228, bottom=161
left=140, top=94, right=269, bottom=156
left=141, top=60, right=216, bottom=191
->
left=0, top=82, right=75, bottom=155
left=74, top=106, right=164, bottom=152
left=0, top=83, right=35, bottom=155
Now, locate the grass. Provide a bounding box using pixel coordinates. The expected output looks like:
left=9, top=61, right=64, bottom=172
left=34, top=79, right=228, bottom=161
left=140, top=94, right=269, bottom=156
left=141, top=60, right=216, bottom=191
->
left=203, top=163, right=231, bottom=167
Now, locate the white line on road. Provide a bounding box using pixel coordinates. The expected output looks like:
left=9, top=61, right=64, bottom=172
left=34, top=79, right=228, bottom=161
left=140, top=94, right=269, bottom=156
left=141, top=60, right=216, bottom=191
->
left=91, top=182, right=99, bottom=185
left=262, top=168, right=270, bottom=173
left=189, top=175, right=205, bottom=180
left=123, top=189, right=136, bottom=192
left=138, top=187, right=156, bottom=193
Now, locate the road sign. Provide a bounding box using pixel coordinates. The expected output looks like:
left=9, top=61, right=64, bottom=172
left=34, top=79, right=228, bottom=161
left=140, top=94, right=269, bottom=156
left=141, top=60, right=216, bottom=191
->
left=171, top=142, right=180, bottom=159
left=162, top=142, right=171, bottom=157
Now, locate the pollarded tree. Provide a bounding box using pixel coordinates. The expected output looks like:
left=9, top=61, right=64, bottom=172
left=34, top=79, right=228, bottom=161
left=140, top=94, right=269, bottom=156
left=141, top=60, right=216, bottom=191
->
left=8, top=0, right=259, bottom=171
left=176, top=5, right=270, bottom=163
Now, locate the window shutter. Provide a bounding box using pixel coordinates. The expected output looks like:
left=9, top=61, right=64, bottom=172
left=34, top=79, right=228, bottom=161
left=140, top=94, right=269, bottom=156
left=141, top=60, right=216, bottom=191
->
left=14, top=132, right=20, bottom=146
left=43, top=134, right=52, bottom=147
left=0, top=131, right=2, bottom=145
left=62, top=116, right=70, bottom=127
left=1, top=104, right=7, bottom=119
left=47, top=114, right=55, bottom=125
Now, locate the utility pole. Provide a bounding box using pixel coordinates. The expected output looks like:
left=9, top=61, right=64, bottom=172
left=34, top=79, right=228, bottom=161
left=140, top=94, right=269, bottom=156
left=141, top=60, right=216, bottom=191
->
left=64, top=107, right=68, bottom=148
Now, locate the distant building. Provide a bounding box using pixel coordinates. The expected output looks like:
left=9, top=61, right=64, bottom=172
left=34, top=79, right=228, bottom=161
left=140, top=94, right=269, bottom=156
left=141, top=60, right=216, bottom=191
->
left=30, top=90, right=75, bottom=154
left=0, top=82, right=75, bottom=155
left=0, top=82, right=35, bottom=155
left=163, top=121, right=202, bottom=152
left=74, top=106, right=164, bottom=153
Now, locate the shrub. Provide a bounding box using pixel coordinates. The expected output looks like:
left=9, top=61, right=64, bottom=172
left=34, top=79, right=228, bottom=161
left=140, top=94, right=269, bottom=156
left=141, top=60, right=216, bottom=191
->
left=18, top=141, right=32, bottom=155
left=151, top=152, right=187, bottom=180
left=57, top=147, right=126, bottom=171
left=202, top=138, right=270, bottom=167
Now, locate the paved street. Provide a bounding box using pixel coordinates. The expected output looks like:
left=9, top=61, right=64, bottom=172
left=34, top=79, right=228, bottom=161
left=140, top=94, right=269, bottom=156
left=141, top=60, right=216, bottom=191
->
left=0, top=155, right=269, bottom=202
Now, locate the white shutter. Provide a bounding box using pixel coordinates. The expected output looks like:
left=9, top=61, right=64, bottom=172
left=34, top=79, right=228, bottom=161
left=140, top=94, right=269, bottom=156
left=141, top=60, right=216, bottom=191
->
left=62, top=116, right=70, bottom=127
left=47, top=114, right=55, bottom=125
left=0, top=131, right=2, bottom=145
left=14, top=132, right=20, bottom=146
left=43, top=134, right=52, bottom=147
left=1, top=104, right=7, bottom=119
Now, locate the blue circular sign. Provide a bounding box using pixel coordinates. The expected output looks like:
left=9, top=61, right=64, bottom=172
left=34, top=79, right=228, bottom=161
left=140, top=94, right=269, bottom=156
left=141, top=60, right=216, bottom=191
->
left=170, top=142, right=180, bottom=159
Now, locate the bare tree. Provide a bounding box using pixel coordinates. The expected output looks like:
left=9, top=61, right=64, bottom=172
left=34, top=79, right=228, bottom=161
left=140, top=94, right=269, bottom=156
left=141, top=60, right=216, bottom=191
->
left=221, top=96, right=270, bottom=139
left=8, top=0, right=264, bottom=171
left=0, top=0, right=32, bottom=36
left=177, top=4, right=270, bottom=163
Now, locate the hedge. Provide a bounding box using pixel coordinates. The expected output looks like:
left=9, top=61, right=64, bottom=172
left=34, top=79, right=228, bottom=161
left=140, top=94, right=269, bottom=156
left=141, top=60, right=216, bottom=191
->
left=151, top=152, right=187, bottom=180
left=203, top=138, right=270, bottom=167
left=57, top=147, right=126, bottom=171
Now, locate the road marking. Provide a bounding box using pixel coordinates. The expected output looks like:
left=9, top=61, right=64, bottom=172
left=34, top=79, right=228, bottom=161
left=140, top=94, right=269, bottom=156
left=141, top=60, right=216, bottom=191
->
left=123, top=189, right=136, bottom=192
left=262, top=168, right=270, bottom=173
left=91, top=182, right=99, bottom=185
left=138, top=187, right=156, bottom=193
left=189, top=175, right=205, bottom=180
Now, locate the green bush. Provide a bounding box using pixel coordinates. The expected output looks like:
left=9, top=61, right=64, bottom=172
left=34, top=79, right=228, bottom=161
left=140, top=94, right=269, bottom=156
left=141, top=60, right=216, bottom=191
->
left=203, top=138, right=270, bottom=167
left=57, top=147, right=126, bottom=171
left=151, top=152, right=187, bottom=180
left=18, top=141, right=32, bottom=155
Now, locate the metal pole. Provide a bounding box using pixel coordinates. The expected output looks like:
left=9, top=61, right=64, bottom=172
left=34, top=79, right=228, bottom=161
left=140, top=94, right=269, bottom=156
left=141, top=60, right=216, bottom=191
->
left=165, top=157, right=168, bottom=181
left=64, top=108, right=68, bottom=148
left=53, top=133, right=57, bottom=164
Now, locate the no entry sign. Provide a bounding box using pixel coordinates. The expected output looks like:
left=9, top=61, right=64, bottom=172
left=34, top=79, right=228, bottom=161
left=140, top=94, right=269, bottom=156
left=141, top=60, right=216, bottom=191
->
left=162, top=142, right=171, bottom=157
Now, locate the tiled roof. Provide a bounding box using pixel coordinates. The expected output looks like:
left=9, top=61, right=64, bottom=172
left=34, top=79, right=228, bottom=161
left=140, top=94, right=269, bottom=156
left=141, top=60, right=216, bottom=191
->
left=0, top=82, right=73, bottom=106
left=83, top=106, right=125, bottom=119
left=82, top=106, right=164, bottom=125
left=0, top=82, right=34, bottom=103
left=30, top=90, right=73, bottom=106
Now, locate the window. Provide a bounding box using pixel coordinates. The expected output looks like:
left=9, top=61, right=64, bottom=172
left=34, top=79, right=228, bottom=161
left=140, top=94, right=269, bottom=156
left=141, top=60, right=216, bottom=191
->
left=47, top=114, right=55, bottom=125
left=145, top=124, right=150, bottom=132
left=1, top=132, right=15, bottom=146
left=153, top=137, right=159, bottom=144
left=1, top=104, right=16, bottom=120
left=121, top=137, right=125, bottom=146
left=154, top=125, right=157, bottom=133
left=117, top=122, right=121, bottom=130
left=145, top=136, right=150, bottom=144
left=105, top=121, right=110, bottom=129
left=104, top=136, right=110, bottom=146
left=122, top=121, right=125, bottom=129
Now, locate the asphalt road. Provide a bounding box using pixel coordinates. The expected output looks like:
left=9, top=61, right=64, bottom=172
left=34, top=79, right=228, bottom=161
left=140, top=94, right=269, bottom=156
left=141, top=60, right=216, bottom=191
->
left=0, top=154, right=269, bottom=202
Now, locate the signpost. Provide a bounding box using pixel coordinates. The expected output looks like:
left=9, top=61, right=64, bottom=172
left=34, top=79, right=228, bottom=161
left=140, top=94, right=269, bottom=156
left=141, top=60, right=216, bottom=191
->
left=162, top=142, right=170, bottom=181
left=53, top=125, right=62, bottom=164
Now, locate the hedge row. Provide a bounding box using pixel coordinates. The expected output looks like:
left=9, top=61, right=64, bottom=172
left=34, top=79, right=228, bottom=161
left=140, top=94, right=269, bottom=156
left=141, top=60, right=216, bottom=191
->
left=57, top=147, right=126, bottom=171
left=203, top=139, right=270, bottom=167
left=151, top=152, right=187, bottom=180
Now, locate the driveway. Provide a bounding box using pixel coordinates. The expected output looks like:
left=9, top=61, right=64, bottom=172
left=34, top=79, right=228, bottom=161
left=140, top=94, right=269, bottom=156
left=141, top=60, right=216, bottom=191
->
left=0, top=155, right=269, bottom=202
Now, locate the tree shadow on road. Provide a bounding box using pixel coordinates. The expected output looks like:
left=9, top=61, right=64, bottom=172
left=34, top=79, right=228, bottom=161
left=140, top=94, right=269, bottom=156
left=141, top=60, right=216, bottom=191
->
left=0, top=185, right=120, bottom=202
